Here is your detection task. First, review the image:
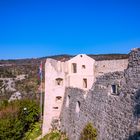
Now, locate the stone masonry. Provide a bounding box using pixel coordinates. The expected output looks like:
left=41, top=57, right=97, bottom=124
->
left=60, top=48, right=140, bottom=140
left=43, top=53, right=128, bottom=136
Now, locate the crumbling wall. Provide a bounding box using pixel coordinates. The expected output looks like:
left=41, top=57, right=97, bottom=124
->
left=95, top=59, right=128, bottom=77
left=60, top=48, right=140, bottom=140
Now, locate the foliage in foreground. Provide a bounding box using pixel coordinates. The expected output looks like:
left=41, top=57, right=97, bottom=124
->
left=0, top=99, right=40, bottom=140
left=23, top=122, right=41, bottom=140
left=80, top=123, right=97, bottom=140
left=41, top=130, right=68, bottom=140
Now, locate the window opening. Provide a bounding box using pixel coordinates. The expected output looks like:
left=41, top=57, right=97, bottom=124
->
left=53, top=107, right=59, bottom=110
left=56, top=96, right=62, bottom=102
left=111, top=85, right=117, bottom=94
left=55, top=78, right=63, bottom=86
left=82, top=65, right=86, bottom=69
left=83, top=78, right=87, bottom=88
left=66, top=95, right=70, bottom=107
left=76, top=101, right=80, bottom=113
left=72, top=63, right=77, bottom=73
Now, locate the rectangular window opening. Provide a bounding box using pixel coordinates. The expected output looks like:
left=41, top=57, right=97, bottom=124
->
left=53, top=107, right=59, bottom=110
left=111, top=85, right=117, bottom=94
left=83, top=78, right=87, bottom=88
left=72, top=63, right=77, bottom=73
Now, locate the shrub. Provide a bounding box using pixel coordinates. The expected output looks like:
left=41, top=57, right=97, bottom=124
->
left=80, top=122, right=97, bottom=140
left=0, top=99, right=40, bottom=140
left=18, top=99, right=40, bottom=130
left=41, top=130, right=68, bottom=140
left=23, top=122, right=41, bottom=140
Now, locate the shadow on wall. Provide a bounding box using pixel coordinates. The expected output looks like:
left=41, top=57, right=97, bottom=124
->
left=134, top=89, right=140, bottom=116
left=128, top=89, right=140, bottom=140
left=128, top=133, right=139, bottom=140
left=60, top=88, right=88, bottom=140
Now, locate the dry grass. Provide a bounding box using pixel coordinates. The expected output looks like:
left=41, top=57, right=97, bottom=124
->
left=0, top=102, right=19, bottom=119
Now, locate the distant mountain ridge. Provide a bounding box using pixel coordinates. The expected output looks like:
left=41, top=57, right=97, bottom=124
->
left=0, top=53, right=129, bottom=64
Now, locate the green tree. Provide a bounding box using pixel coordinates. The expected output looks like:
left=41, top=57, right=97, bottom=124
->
left=0, top=99, right=40, bottom=140
left=18, top=99, right=40, bottom=131
left=80, top=123, right=97, bottom=140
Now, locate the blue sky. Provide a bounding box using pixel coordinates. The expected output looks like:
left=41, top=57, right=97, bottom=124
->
left=0, top=0, right=140, bottom=59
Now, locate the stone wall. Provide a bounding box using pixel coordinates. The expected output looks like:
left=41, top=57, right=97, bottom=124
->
left=95, top=59, right=128, bottom=77
left=60, top=48, right=140, bottom=140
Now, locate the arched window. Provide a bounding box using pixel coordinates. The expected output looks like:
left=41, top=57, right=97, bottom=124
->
left=55, top=78, right=63, bottom=86
left=66, top=95, right=70, bottom=107
left=76, top=101, right=80, bottom=113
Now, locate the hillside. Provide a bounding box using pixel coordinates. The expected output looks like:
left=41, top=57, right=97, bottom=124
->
left=0, top=53, right=129, bottom=101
